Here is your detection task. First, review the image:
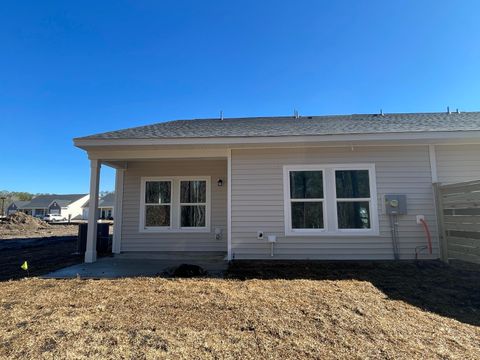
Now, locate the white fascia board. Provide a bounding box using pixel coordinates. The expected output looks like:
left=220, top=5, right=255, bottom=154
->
left=87, top=148, right=230, bottom=161
left=74, top=130, right=480, bottom=149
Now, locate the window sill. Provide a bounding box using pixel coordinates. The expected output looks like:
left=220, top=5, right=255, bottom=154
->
left=139, top=227, right=211, bottom=234
left=285, top=229, right=380, bottom=237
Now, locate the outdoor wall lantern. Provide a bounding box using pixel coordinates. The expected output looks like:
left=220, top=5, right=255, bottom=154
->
left=217, top=179, right=224, bottom=187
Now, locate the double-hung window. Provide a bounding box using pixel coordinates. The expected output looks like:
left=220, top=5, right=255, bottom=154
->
left=140, top=177, right=210, bottom=232
left=284, top=164, right=378, bottom=236
left=144, top=180, right=172, bottom=228
left=180, top=180, right=207, bottom=228
left=289, top=170, right=325, bottom=231
left=335, top=170, right=371, bottom=230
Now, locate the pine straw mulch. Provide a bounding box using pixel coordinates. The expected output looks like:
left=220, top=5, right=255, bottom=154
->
left=1, top=264, right=479, bottom=359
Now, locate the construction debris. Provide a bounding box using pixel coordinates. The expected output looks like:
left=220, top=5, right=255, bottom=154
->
left=1, top=212, right=50, bottom=231
left=0, top=213, right=78, bottom=240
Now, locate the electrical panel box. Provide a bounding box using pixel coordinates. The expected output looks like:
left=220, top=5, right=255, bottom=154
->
left=384, top=194, right=407, bottom=215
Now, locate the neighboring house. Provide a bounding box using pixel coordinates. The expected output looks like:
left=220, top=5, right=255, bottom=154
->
left=20, top=194, right=89, bottom=220
left=82, top=193, right=115, bottom=220
left=74, top=111, right=480, bottom=263
left=6, top=201, right=30, bottom=215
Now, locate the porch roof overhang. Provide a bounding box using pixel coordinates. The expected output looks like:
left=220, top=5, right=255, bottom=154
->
left=74, top=130, right=480, bottom=164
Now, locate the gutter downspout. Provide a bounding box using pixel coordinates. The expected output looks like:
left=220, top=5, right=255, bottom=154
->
left=227, top=148, right=232, bottom=261
left=429, top=145, right=447, bottom=261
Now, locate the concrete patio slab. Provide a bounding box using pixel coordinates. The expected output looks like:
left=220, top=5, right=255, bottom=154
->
left=44, top=255, right=228, bottom=279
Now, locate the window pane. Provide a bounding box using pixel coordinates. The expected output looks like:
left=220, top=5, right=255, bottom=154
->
left=181, top=205, right=206, bottom=227
left=180, top=181, right=206, bottom=203
left=335, top=170, right=370, bottom=198
left=291, top=202, right=324, bottom=229
left=290, top=171, right=323, bottom=199
left=145, top=181, right=171, bottom=204
left=145, top=205, right=170, bottom=227
left=337, top=201, right=370, bottom=229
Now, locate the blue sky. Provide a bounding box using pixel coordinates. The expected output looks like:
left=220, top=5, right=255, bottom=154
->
left=1, top=1, right=479, bottom=194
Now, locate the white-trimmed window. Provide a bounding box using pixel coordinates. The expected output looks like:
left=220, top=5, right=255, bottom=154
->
left=180, top=180, right=207, bottom=228
left=335, top=169, right=371, bottom=230
left=140, top=177, right=210, bottom=232
left=289, top=170, right=326, bottom=231
left=144, top=180, right=172, bottom=229
left=284, top=164, right=378, bottom=236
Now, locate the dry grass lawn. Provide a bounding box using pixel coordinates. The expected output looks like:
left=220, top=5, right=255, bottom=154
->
left=1, top=268, right=479, bottom=359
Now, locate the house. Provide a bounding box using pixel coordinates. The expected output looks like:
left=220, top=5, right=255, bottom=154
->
left=74, top=111, right=480, bottom=263
left=6, top=201, right=30, bottom=215
left=82, top=193, right=115, bottom=220
left=19, top=194, right=89, bottom=220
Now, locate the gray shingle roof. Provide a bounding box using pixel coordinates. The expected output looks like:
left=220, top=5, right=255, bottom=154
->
left=22, top=194, right=87, bottom=209
left=99, top=192, right=115, bottom=208
left=82, top=193, right=115, bottom=209
left=51, top=199, right=74, bottom=208
left=8, top=201, right=29, bottom=209
left=77, top=112, right=480, bottom=140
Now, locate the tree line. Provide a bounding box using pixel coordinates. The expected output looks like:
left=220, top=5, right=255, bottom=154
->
left=0, top=191, right=36, bottom=202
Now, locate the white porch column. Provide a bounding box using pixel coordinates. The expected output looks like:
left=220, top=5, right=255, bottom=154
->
left=85, top=160, right=101, bottom=263
left=112, top=168, right=125, bottom=254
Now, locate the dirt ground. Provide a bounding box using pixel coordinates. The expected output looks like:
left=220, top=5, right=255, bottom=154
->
left=0, top=262, right=479, bottom=359
left=0, top=213, right=112, bottom=281
left=0, top=237, right=82, bottom=281
left=0, top=213, right=79, bottom=240
left=0, top=225, right=80, bottom=239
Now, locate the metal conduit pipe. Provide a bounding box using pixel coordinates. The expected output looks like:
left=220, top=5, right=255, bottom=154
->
left=389, top=214, right=400, bottom=260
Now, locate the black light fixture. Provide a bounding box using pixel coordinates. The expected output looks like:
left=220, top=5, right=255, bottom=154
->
left=217, top=179, right=223, bottom=187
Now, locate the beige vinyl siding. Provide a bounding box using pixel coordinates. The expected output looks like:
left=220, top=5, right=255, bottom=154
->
left=231, top=146, right=438, bottom=260
left=435, top=144, right=480, bottom=184
left=121, top=159, right=227, bottom=252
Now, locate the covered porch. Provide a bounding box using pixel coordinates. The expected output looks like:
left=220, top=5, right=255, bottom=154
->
left=84, top=147, right=232, bottom=264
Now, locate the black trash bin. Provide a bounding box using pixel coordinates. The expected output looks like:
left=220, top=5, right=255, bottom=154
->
left=77, top=223, right=111, bottom=254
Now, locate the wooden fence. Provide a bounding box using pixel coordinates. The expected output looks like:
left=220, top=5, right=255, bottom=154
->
left=434, top=180, right=480, bottom=264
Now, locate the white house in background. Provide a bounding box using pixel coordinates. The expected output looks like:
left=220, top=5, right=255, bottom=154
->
left=73, top=111, right=480, bottom=263
left=19, top=194, right=89, bottom=220
left=6, top=201, right=30, bottom=215
left=82, top=193, right=115, bottom=220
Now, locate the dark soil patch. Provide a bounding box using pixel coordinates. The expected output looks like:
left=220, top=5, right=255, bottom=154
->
left=172, top=264, right=207, bottom=277
left=0, top=237, right=82, bottom=281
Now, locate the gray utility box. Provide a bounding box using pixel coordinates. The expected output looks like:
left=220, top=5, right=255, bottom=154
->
left=384, top=194, right=407, bottom=215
